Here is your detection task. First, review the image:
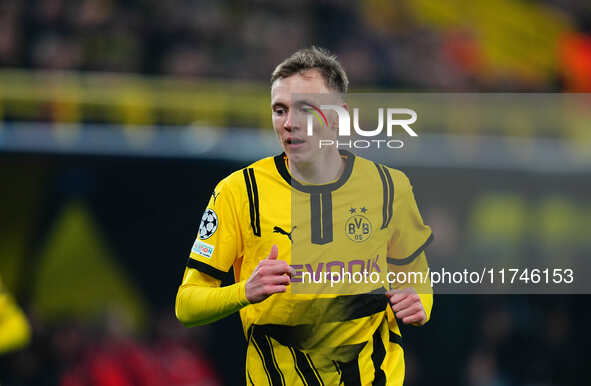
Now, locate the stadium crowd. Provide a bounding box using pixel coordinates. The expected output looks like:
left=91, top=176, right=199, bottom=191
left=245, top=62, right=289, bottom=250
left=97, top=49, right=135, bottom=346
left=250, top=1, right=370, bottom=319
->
left=0, top=0, right=590, bottom=91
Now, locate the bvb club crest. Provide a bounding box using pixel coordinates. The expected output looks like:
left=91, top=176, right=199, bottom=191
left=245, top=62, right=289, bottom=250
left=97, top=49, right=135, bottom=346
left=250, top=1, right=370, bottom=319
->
left=345, top=207, right=372, bottom=242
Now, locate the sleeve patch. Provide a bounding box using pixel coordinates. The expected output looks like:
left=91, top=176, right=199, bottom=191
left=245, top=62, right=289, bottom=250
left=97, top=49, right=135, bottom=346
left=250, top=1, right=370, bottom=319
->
left=192, top=239, right=215, bottom=259
left=198, top=208, right=218, bottom=240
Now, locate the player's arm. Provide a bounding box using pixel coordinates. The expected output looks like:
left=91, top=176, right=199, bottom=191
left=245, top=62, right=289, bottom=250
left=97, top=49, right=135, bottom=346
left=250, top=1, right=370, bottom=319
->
left=176, top=245, right=292, bottom=326
left=384, top=171, right=434, bottom=326
left=0, top=282, right=31, bottom=354
left=175, top=266, right=248, bottom=327
left=175, top=174, right=292, bottom=327
left=386, top=251, right=433, bottom=326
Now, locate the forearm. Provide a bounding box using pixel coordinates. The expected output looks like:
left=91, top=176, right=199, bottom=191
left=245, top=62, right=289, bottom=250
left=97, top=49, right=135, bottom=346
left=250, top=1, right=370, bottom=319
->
left=175, top=280, right=250, bottom=326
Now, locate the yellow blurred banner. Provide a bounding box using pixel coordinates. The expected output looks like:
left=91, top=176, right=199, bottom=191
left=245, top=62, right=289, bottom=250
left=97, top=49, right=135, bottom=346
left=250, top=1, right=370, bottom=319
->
left=0, top=69, right=271, bottom=129
left=1, top=70, right=590, bottom=142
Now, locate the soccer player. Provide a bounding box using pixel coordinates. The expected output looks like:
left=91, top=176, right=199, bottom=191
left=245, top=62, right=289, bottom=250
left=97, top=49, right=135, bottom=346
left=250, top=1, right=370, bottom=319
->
left=176, top=47, right=433, bottom=385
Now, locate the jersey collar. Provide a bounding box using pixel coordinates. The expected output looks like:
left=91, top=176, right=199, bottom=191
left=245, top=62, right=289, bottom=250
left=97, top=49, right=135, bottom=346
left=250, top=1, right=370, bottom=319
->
left=273, top=150, right=355, bottom=193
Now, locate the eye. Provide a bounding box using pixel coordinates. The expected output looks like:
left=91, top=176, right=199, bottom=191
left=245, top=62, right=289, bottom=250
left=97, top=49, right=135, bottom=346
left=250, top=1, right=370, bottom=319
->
left=273, top=107, right=286, bottom=116
left=300, top=104, right=314, bottom=113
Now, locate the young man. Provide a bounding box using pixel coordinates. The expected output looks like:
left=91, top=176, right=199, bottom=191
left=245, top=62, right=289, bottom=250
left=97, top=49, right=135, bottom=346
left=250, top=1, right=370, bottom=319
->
left=176, top=47, right=433, bottom=385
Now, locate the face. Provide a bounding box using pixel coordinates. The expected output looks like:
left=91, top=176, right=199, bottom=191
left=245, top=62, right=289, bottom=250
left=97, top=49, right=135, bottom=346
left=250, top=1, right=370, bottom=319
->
left=271, top=69, right=341, bottom=163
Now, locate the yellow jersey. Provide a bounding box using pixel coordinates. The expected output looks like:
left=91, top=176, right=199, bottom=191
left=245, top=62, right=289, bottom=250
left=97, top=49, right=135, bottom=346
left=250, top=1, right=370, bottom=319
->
left=182, top=151, right=433, bottom=385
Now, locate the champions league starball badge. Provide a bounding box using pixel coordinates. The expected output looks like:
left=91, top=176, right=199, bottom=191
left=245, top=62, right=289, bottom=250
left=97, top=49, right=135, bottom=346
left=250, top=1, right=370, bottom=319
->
left=199, top=208, right=218, bottom=239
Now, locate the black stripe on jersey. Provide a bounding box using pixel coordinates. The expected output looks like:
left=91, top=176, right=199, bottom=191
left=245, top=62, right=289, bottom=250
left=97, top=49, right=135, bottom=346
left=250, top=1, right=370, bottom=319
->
left=389, top=331, right=403, bottom=346
left=266, top=335, right=286, bottom=386
left=251, top=338, right=273, bottom=386
left=243, top=168, right=261, bottom=237
left=338, top=356, right=362, bottom=386
left=374, top=163, right=394, bottom=230
left=386, top=233, right=434, bottom=266
left=247, top=371, right=255, bottom=386
left=186, top=258, right=227, bottom=281
left=371, top=328, right=387, bottom=385
left=289, top=347, right=323, bottom=386
left=333, top=360, right=342, bottom=377
left=252, top=329, right=285, bottom=386
left=375, top=164, right=388, bottom=228
left=273, top=150, right=356, bottom=193
left=383, top=166, right=394, bottom=226
left=337, top=288, right=388, bottom=322
left=248, top=168, right=261, bottom=233
left=289, top=348, right=307, bottom=385
left=305, top=353, right=324, bottom=386
left=251, top=288, right=388, bottom=341
left=249, top=289, right=388, bottom=350
left=310, top=192, right=333, bottom=245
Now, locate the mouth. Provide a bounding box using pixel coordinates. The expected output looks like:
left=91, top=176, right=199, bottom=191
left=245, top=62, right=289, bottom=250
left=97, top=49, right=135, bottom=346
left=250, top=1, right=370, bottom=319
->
left=285, top=138, right=306, bottom=145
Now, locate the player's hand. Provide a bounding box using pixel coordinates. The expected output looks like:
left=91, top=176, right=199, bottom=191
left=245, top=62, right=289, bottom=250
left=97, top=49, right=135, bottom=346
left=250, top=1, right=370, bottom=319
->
left=245, top=245, right=295, bottom=304
left=385, top=288, right=427, bottom=326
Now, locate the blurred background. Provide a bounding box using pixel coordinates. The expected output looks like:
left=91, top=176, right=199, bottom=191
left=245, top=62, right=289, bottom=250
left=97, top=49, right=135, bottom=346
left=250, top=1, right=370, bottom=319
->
left=0, top=0, right=590, bottom=385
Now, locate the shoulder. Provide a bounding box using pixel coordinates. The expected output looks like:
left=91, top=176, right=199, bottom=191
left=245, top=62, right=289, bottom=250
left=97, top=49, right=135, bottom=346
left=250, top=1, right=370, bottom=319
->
left=246, top=155, right=282, bottom=178
left=353, top=155, right=412, bottom=194
left=214, top=155, right=278, bottom=193
left=383, top=166, right=412, bottom=194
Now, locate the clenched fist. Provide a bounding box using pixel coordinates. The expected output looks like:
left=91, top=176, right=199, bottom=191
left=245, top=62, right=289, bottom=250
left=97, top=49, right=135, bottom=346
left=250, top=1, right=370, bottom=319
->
left=245, top=245, right=294, bottom=304
left=385, top=288, right=427, bottom=326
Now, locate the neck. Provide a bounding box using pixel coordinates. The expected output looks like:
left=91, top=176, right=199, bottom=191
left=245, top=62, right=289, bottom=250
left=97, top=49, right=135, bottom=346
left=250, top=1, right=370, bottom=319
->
left=288, top=148, right=345, bottom=185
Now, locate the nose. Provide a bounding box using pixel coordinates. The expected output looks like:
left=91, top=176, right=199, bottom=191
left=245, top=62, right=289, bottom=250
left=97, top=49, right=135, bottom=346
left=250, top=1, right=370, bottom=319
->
left=283, top=109, right=298, bottom=132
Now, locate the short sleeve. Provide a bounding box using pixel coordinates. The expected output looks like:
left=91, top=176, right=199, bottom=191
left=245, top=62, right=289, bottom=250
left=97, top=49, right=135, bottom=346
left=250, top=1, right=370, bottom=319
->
left=387, top=172, right=433, bottom=263
left=187, top=175, right=244, bottom=281
left=386, top=171, right=433, bottom=304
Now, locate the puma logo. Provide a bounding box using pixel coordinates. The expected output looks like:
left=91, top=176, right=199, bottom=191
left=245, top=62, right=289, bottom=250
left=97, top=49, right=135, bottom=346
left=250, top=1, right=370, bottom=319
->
left=273, top=226, right=296, bottom=242
left=212, top=191, right=220, bottom=205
